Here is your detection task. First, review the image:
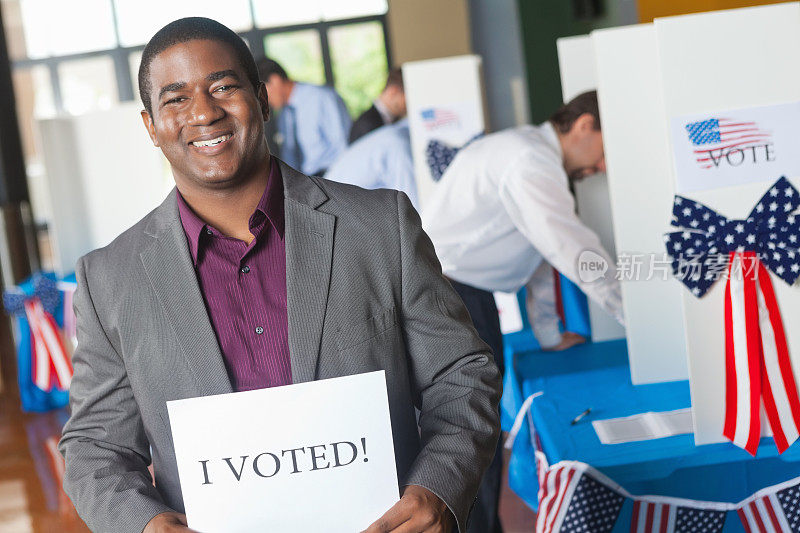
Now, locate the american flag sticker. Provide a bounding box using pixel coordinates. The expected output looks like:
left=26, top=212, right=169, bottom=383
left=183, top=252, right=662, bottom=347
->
left=685, top=118, right=772, bottom=169
left=671, top=102, right=800, bottom=194
left=631, top=500, right=727, bottom=533
left=420, top=108, right=459, bottom=131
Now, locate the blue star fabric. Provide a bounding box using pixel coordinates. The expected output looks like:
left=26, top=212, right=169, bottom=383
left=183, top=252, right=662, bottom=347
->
left=425, top=132, right=483, bottom=182
left=664, top=176, right=800, bottom=298
left=3, top=273, right=61, bottom=316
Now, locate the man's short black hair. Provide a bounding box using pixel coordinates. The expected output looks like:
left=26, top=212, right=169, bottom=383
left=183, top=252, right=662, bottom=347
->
left=138, top=17, right=260, bottom=115
left=257, top=58, right=289, bottom=82
left=549, top=90, right=601, bottom=134
left=384, top=68, right=404, bottom=91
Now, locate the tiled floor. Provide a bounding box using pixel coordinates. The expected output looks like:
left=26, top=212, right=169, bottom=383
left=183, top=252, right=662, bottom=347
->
left=0, top=393, right=535, bottom=532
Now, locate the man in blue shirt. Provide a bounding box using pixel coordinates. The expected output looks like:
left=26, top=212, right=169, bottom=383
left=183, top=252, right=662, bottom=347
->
left=349, top=68, right=406, bottom=144
left=258, top=58, right=351, bottom=176
left=325, top=119, right=419, bottom=210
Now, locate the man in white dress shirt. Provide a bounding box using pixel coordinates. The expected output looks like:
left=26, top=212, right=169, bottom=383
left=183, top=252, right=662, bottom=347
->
left=422, top=90, right=622, bottom=533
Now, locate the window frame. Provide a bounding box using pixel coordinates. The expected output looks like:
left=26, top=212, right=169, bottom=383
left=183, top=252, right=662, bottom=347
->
left=11, top=1, right=392, bottom=114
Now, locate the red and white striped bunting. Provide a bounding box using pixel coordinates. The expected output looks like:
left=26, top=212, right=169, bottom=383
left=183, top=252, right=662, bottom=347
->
left=723, top=252, right=800, bottom=455
left=23, top=298, right=72, bottom=391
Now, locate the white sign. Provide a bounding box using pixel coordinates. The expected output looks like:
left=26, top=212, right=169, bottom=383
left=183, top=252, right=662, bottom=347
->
left=493, top=291, right=523, bottom=334
left=670, top=101, right=800, bottom=194
left=167, top=371, right=399, bottom=532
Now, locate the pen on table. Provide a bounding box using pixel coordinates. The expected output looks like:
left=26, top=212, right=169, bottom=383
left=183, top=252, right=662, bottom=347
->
left=570, top=407, right=592, bottom=425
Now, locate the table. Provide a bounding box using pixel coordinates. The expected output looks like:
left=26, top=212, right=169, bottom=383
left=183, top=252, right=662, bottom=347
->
left=506, top=339, right=800, bottom=532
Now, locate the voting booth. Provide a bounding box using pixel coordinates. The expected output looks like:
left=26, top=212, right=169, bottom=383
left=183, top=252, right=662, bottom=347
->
left=555, top=35, right=626, bottom=344
left=548, top=2, right=800, bottom=443
left=589, top=3, right=800, bottom=447
left=506, top=4, right=800, bottom=531
left=403, top=54, right=488, bottom=211
left=39, top=102, right=173, bottom=274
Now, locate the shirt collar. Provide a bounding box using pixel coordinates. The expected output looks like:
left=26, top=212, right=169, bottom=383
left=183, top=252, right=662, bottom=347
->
left=287, top=81, right=306, bottom=107
left=372, top=98, right=394, bottom=124
left=541, top=121, right=563, bottom=161
left=177, top=156, right=285, bottom=265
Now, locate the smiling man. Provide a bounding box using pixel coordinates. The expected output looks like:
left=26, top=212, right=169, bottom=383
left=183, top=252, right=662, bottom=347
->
left=58, top=17, right=500, bottom=533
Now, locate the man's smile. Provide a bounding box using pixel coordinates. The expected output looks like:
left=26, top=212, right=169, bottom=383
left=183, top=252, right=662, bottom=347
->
left=188, top=132, right=233, bottom=153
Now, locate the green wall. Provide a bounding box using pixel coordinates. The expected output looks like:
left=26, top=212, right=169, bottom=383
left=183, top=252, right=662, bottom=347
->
left=516, top=0, right=636, bottom=123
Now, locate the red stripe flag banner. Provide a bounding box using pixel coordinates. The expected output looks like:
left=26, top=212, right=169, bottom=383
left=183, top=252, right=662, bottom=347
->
left=723, top=252, right=800, bottom=454
left=507, top=393, right=800, bottom=533
left=629, top=498, right=727, bottom=533
left=737, top=477, right=800, bottom=532
left=23, top=298, right=72, bottom=391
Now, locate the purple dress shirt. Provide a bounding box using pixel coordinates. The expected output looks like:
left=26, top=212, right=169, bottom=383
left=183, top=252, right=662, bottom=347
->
left=176, top=157, right=292, bottom=391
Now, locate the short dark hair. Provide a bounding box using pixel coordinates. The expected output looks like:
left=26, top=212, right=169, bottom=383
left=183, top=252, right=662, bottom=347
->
left=257, top=58, right=289, bottom=82
left=384, top=68, right=404, bottom=91
left=138, top=17, right=260, bottom=115
left=549, top=90, right=601, bottom=134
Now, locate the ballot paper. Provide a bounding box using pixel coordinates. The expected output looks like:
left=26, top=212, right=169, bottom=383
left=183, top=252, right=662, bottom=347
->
left=167, top=371, right=399, bottom=532
left=592, top=408, right=694, bottom=445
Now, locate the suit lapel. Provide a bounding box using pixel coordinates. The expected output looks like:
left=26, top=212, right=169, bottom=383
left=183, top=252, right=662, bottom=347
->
left=281, top=161, right=336, bottom=384
left=140, top=191, right=233, bottom=396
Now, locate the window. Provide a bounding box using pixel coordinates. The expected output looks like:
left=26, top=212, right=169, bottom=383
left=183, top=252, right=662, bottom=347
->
left=113, top=0, right=253, bottom=47
left=18, top=0, right=117, bottom=58
left=58, top=57, right=118, bottom=115
left=7, top=0, right=391, bottom=117
left=264, top=30, right=326, bottom=86
left=253, top=0, right=320, bottom=28
left=329, top=22, right=388, bottom=117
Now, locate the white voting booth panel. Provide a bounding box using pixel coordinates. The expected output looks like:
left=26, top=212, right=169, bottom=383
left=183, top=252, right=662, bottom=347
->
left=39, top=102, right=172, bottom=274
left=556, top=35, right=626, bottom=343
left=592, top=24, right=690, bottom=384
left=404, top=55, right=487, bottom=210
left=655, top=3, right=800, bottom=445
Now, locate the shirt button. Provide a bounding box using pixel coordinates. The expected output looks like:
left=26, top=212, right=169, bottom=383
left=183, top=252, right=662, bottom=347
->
left=255, top=326, right=264, bottom=335
left=241, top=265, right=251, bottom=274
left=205, top=228, right=213, bottom=235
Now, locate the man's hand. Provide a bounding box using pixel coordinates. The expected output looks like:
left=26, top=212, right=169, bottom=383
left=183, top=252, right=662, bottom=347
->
left=363, top=485, right=455, bottom=533
left=543, top=331, right=586, bottom=351
left=143, top=512, right=196, bottom=533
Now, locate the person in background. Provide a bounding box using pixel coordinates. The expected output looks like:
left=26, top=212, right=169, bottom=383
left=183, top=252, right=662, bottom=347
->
left=257, top=58, right=351, bottom=176
left=421, top=90, right=623, bottom=533
left=325, top=118, right=418, bottom=209
left=349, top=68, right=407, bottom=144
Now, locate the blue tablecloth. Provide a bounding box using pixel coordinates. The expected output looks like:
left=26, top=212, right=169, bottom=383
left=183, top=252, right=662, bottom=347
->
left=506, top=339, right=800, bottom=531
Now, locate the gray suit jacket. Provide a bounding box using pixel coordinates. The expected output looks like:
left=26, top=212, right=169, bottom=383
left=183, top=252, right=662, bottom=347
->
left=59, top=161, right=501, bottom=533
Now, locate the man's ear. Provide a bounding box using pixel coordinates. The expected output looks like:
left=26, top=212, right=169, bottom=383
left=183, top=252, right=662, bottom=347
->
left=140, top=109, right=159, bottom=147
left=257, top=82, right=270, bottom=122
left=575, top=113, right=599, bottom=135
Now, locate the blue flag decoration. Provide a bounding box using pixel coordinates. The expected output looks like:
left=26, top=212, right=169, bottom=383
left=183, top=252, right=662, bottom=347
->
left=424, top=132, right=483, bottom=182
left=775, top=482, right=800, bottom=532
left=559, top=474, right=625, bottom=533
left=664, top=176, right=800, bottom=298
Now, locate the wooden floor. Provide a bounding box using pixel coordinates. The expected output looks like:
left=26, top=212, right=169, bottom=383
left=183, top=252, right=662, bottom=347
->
left=0, top=393, right=535, bottom=532
left=0, top=394, right=88, bottom=532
